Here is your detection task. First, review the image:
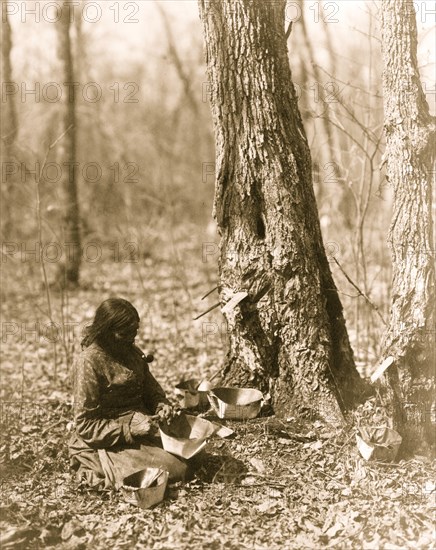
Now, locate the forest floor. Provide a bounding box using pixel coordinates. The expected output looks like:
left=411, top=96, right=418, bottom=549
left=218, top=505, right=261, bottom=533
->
left=0, top=238, right=435, bottom=549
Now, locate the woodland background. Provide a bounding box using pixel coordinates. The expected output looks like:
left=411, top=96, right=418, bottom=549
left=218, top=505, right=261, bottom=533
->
left=1, top=0, right=435, bottom=370
left=0, top=1, right=435, bottom=548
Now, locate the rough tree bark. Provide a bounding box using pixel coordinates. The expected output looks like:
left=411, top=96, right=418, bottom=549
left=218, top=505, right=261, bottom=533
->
left=57, top=0, right=81, bottom=285
left=1, top=5, right=18, bottom=238
left=198, top=0, right=368, bottom=422
left=380, top=0, right=435, bottom=447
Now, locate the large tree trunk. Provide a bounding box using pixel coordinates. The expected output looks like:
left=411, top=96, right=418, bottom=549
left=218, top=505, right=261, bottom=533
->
left=380, top=0, right=435, bottom=448
left=57, top=1, right=81, bottom=285
left=198, top=0, right=368, bottom=423
left=1, top=5, right=18, bottom=239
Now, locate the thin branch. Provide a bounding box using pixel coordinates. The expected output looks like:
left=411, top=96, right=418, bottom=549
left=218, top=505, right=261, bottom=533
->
left=320, top=116, right=371, bottom=159
left=332, top=257, right=387, bottom=325
left=315, top=64, right=383, bottom=98
left=36, top=124, right=73, bottom=318
left=34, top=125, right=73, bottom=377
left=46, top=124, right=73, bottom=158
left=309, top=62, right=381, bottom=143
left=351, top=26, right=382, bottom=44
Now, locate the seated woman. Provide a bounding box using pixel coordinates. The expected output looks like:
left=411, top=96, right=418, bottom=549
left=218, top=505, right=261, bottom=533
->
left=69, top=298, right=188, bottom=489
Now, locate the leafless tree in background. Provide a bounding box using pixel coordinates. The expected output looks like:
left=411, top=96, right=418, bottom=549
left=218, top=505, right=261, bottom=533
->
left=56, top=0, right=81, bottom=286
left=155, top=2, right=199, bottom=117
left=1, top=3, right=18, bottom=239
left=297, top=1, right=343, bottom=211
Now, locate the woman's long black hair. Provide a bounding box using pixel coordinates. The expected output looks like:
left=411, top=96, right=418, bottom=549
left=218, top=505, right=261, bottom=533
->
left=81, top=298, right=140, bottom=357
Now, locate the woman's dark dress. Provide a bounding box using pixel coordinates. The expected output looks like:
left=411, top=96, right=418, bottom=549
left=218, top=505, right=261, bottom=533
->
left=69, top=342, right=188, bottom=488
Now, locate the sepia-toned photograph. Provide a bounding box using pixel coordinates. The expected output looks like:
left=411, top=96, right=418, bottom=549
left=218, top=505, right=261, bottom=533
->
left=0, top=0, right=435, bottom=548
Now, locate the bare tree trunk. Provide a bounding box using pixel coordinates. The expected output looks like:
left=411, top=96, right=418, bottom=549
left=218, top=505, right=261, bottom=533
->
left=298, top=4, right=342, bottom=212
left=320, top=3, right=356, bottom=229
left=380, top=0, right=435, bottom=449
left=1, top=5, right=18, bottom=238
left=57, top=0, right=81, bottom=285
left=198, top=0, right=368, bottom=423
left=155, top=2, right=199, bottom=116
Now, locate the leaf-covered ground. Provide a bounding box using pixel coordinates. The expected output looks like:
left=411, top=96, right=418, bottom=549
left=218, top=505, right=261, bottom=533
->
left=1, top=241, right=435, bottom=549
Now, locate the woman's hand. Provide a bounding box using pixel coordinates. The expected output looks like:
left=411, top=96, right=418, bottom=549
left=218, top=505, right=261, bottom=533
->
left=156, top=403, right=179, bottom=423
left=129, top=412, right=157, bottom=437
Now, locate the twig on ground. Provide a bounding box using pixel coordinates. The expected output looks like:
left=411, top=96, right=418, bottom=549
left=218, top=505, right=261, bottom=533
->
left=41, top=418, right=68, bottom=437
left=314, top=468, right=349, bottom=489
